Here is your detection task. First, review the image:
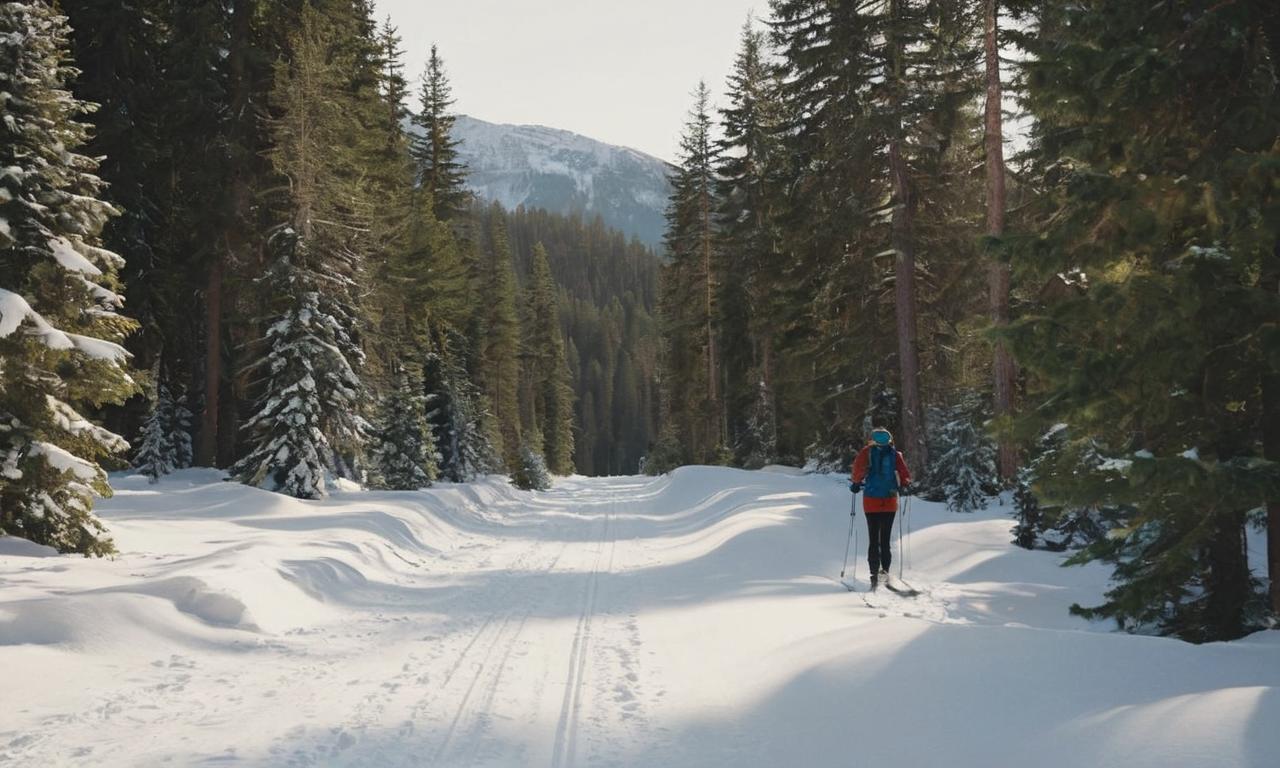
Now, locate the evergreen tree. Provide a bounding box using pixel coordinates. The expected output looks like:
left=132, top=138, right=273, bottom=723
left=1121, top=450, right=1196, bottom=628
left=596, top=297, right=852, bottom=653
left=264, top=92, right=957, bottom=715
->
left=473, top=208, right=522, bottom=467
left=133, top=378, right=193, bottom=483
left=1005, top=0, right=1280, bottom=641
left=763, top=0, right=983, bottom=470
left=716, top=20, right=786, bottom=467
left=410, top=45, right=468, bottom=222
left=511, top=440, right=552, bottom=491
left=424, top=329, right=497, bottom=482
left=399, top=191, right=472, bottom=334
left=0, top=0, right=140, bottom=555
left=141, top=0, right=235, bottom=471
left=1013, top=424, right=1116, bottom=552
left=767, top=0, right=888, bottom=463
left=523, top=244, right=576, bottom=474
left=927, top=394, right=997, bottom=514
left=370, top=368, right=437, bottom=490
left=263, top=1, right=369, bottom=478
left=740, top=377, right=779, bottom=470
left=982, top=0, right=1018, bottom=483
left=60, top=0, right=169, bottom=372
left=193, top=0, right=270, bottom=469
left=234, top=231, right=360, bottom=500
left=362, top=12, right=417, bottom=378
left=643, top=422, right=686, bottom=475
left=494, top=204, right=661, bottom=475
left=660, top=82, right=722, bottom=463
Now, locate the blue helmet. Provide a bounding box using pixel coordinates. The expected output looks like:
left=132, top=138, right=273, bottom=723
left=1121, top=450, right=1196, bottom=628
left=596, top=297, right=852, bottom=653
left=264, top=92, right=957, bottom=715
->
left=871, top=428, right=893, bottom=446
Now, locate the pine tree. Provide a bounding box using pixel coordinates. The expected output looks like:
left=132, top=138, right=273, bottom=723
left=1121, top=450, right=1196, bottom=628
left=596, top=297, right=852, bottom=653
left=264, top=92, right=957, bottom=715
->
left=194, top=0, right=267, bottom=469
left=400, top=190, right=472, bottom=334
left=473, top=208, right=522, bottom=468
left=234, top=230, right=360, bottom=500
left=410, top=45, right=468, bottom=222
left=1013, top=425, right=1117, bottom=552
left=511, top=440, right=551, bottom=491
left=424, top=329, right=497, bottom=482
left=1005, top=0, right=1280, bottom=641
left=493, top=204, right=661, bottom=475
left=60, top=0, right=169, bottom=371
left=523, top=244, right=576, bottom=474
left=643, top=422, right=686, bottom=475
left=134, top=378, right=193, bottom=483
left=765, top=0, right=983, bottom=470
left=362, top=12, right=417, bottom=377
left=262, top=1, right=369, bottom=479
left=982, top=0, right=1018, bottom=483
left=0, top=0, right=141, bottom=555
left=660, top=82, right=722, bottom=463
left=137, top=0, right=235, bottom=472
left=716, top=20, right=787, bottom=466
left=767, top=0, right=888, bottom=462
left=370, top=368, right=437, bottom=490
left=928, top=394, right=996, bottom=514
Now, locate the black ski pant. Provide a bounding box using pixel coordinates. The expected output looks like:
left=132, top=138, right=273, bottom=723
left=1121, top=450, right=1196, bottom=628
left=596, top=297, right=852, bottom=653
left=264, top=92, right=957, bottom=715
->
left=865, top=511, right=896, bottom=575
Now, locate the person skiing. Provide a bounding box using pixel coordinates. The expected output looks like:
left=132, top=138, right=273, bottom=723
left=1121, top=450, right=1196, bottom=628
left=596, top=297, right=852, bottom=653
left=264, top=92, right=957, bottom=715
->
left=849, top=427, right=912, bottom=589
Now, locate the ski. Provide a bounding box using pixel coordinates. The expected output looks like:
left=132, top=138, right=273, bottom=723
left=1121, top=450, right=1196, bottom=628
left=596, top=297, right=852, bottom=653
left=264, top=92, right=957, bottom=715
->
left=882, top=580, right=921, bottom=598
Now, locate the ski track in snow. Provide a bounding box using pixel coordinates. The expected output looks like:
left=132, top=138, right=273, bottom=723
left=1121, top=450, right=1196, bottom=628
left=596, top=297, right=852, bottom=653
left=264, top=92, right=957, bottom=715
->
left=1, top=467, right=1278, bottom=767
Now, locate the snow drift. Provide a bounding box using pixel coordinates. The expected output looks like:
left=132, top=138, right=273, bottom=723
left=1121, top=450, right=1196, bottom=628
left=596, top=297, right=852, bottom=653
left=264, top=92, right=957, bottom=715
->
left=0, top=467, right=1275, bottom=767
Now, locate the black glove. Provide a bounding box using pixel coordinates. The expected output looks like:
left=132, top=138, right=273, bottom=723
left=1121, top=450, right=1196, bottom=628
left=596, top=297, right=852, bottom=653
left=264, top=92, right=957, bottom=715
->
left=849, top=482, right=862, bottom=493
left=899, top=484, right=911, bottom=497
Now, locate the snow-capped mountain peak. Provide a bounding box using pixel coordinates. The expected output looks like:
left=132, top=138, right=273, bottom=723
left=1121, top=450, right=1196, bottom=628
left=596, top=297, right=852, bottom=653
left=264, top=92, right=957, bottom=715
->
left=447, top=115, right=671, bottom=247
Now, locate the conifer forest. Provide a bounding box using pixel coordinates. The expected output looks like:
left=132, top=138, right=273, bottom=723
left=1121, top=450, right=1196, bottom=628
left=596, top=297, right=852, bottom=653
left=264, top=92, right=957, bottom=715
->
left=1, top=0, right=1278, bottom=727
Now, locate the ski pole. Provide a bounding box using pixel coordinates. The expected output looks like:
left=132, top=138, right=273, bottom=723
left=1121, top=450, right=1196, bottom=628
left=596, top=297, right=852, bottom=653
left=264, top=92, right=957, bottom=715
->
left=840, top=492, right=857, bottom=580
left=899, top=495, right=911, bottom=579
left=898, top=494, right=904, bottom=580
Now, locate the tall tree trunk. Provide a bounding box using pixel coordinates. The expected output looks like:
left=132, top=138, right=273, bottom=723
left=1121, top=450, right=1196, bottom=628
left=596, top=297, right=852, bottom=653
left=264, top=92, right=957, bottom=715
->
left=984, top=0, right=1017, bottom=482
left=1263, top=240, right=1280, bottom=616
left=702, top=179, right=721, bottom=450
left=195, top=259, right=222, bottom=466
left=889, top=143, right=927, bottom=472
left=217, top=0, right=256, bottom=468
left=888, top=0, right=928, bottom=473
left=1256, top=5, right=1280, bottom=619
left=1204, top=505, right=1250, bottom=641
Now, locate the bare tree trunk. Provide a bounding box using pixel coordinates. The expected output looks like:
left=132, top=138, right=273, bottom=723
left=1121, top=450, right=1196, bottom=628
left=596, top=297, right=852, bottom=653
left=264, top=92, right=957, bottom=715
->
left=984, top=0, right=1018, bottom=482
left=888, top=0, right=928, bottom=473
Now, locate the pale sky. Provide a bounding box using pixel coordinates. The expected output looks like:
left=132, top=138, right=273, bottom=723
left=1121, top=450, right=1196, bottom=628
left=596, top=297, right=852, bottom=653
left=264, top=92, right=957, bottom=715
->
left=372, top=0, right=766, bottom=162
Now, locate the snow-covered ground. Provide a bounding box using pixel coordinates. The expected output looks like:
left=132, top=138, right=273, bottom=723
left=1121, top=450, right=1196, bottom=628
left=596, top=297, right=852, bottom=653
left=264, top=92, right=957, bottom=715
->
left=2, top=467, right=1277, bottom=767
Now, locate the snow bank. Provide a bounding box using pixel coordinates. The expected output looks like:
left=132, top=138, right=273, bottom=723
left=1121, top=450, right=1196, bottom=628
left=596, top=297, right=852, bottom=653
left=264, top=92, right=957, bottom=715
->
left=0, top=467, right=1274, bottom=767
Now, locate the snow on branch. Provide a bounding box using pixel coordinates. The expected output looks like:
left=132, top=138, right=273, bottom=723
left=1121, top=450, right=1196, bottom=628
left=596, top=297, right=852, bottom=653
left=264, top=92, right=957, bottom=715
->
left=47, top=236, right=104, bottom=276
left=0, top=288, right=74, bottom=349
left=47, top=395, right=129, bottom=453
left=29, top=440, right=103, bottom=484
left=66, top=332, right=130, bottom=364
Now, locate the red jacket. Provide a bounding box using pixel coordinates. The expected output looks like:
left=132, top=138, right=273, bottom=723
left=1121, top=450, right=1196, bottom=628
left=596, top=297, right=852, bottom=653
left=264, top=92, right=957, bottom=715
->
left=851, top=445, right=912, bottom=513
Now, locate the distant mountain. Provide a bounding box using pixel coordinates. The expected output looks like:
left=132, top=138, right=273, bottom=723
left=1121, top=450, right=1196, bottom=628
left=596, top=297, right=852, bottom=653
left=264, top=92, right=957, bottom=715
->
left=444, top=115, right=672, bottom=248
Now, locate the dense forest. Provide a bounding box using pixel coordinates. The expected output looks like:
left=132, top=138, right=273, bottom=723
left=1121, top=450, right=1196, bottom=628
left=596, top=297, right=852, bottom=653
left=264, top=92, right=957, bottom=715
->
left=0, top=1, right=660, bottom=545
left=0, top=0, right=1277, bottom=644
left=653, top=0, right=1279, bottom=642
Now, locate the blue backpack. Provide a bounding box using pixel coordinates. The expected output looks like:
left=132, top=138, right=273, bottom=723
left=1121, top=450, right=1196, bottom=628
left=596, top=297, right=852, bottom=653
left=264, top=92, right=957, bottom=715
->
left=862, top=444, right=899, bottom=498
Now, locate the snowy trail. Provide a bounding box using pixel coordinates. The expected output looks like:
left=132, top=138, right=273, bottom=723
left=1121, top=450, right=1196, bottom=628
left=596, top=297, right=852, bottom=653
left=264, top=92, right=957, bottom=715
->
left=2, top=468, right=1278, bottom=767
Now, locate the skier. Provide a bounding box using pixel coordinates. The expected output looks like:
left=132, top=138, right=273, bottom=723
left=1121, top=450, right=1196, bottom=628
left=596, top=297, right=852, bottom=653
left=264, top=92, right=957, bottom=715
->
left=849, top=427, right=912, bottom=589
